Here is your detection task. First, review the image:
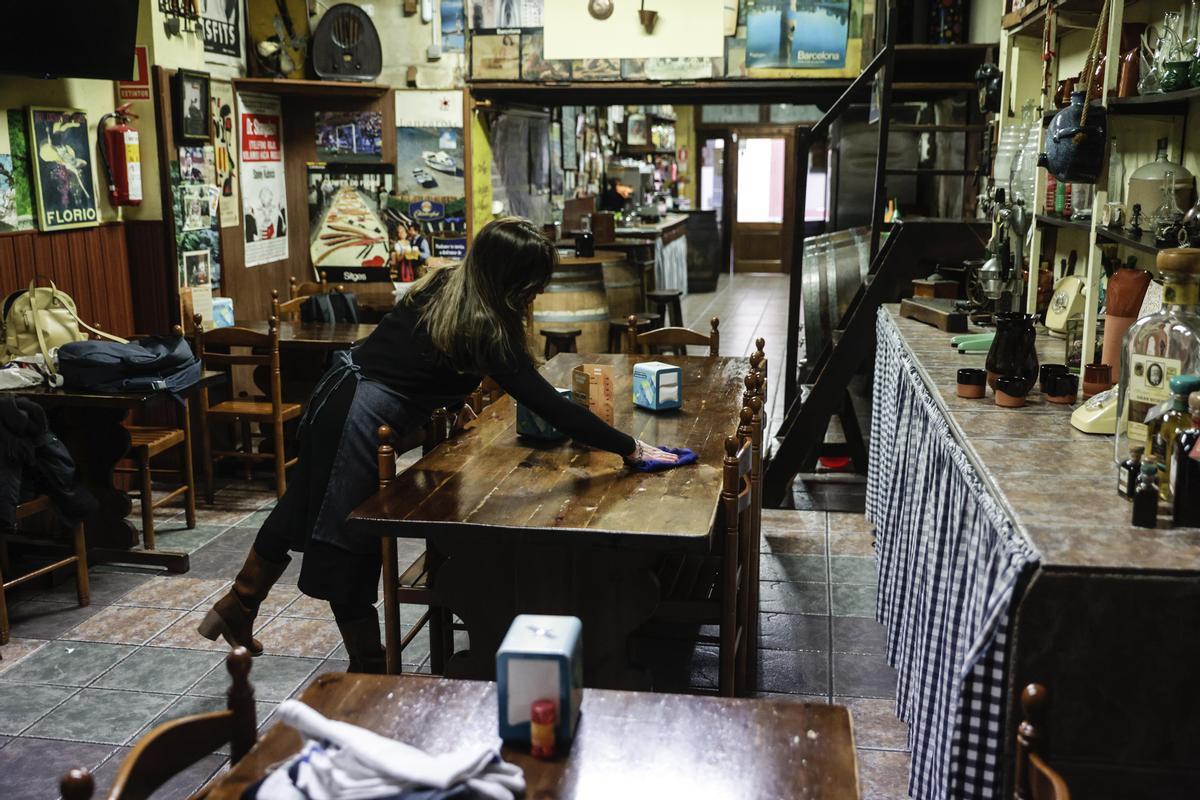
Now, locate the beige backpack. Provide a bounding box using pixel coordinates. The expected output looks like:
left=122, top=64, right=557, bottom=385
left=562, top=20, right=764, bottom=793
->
left=2, top=278, right=126, bottom=373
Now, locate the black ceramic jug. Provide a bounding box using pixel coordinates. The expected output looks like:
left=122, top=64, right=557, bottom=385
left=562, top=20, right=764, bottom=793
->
left=986, top=312, right=1039, bottom=392
left=1038, top=91, right=1107, bottom=183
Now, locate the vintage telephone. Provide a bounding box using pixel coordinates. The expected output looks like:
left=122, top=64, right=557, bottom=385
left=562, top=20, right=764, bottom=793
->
left=1071, top=385, right=1120, bottom=434
left=1044, top=250, right=1084, bottom=336
left=96, top=104, right=142, bottom=207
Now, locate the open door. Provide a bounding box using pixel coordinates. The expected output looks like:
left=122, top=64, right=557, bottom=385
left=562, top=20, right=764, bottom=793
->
left=732, top=135, right=790, bottom=272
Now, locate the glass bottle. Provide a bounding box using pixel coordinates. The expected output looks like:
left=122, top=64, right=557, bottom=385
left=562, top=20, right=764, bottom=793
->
left=1171, top=391, right=1200, bottom=526
left=1132, top=462, right=1160, bottom=528
left=1148, top=374, right=1200, bottom=499
left=1118, top=445, right=1144, bottom=500
left=1115, top=248, right=1200, bottom=464
left=1127, top=138, right=1193, bottom=220
left=1108, top=137, right=1124, bottom=203
left=1152, top=170, right=1184, bottom=228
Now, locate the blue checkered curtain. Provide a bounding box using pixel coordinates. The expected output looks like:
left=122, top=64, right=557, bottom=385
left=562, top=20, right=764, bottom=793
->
left=866, top=309, right=1038, bottom=800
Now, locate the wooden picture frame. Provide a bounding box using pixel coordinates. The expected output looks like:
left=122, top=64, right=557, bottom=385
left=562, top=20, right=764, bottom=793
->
left=174, top=69, right=212, bottom=143
left=26, top=106, right=100, bottom=232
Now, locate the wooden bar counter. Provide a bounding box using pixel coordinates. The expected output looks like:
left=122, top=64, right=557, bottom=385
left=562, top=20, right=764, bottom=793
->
left=871, top=305, right=1200, bottom=798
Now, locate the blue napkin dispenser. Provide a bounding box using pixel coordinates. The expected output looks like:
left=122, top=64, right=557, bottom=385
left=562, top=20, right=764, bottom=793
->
left=632, top=360, right=682, bottom=410
left=516, top=387, right=572, bottom=440
left=212, top=297, right=235, bottom=328
left=496, top=614, right=583, bottom=746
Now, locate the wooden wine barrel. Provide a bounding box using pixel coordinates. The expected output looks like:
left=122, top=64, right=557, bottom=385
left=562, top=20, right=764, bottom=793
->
left=602, top=257, right=642, bottom=322
left=533, top=261, right=611, bottom=354
left=801, top=227, right=870, bottom=364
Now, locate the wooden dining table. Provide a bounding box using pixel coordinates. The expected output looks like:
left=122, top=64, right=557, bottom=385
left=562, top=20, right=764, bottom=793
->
left=7, top=371, right=225, bottom=573
left=201, top=672, right=861, bottom=799
left=346, top=353, right=752, bottom=689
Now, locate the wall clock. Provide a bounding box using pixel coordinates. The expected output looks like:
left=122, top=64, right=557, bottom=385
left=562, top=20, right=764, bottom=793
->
left=588, top=0, right=614, bottom=20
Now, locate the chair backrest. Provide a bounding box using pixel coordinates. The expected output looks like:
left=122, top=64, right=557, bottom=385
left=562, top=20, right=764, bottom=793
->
left=193, top=314, right=285, bottom=410
left=628, top=315, right=720, bottom=357
left=61, top=648, right=257, bottom=800
left=1015, top=683, right=1071, bottom=800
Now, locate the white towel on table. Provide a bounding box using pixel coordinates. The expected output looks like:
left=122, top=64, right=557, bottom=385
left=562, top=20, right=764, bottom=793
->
left=255, top=699, right=525, bottom=800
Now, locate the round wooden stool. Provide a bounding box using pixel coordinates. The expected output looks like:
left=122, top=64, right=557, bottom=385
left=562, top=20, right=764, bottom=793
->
left=540, top=328, right=582, bottom=359
left=647, top=289, right=684, bottom=328
left=608, top=313, right=659, bottom=353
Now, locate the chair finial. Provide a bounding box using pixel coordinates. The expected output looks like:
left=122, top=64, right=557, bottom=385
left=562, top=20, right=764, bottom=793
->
left=60, top=768, right=94, bottom=800
left=192, top=313, right=204, bottom=332
left=724, top=435, right=738, bottom=457
left=740, top=406, right=754, bottom=426
left=378, top=425, right=393, bottom=443
left=710, top=316, right=720, bottom=332
left=226, top=646, right=252, bottom=682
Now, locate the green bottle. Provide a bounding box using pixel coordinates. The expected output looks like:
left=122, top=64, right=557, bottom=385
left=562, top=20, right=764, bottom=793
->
left=1150, top=374, right=1200, bottom=500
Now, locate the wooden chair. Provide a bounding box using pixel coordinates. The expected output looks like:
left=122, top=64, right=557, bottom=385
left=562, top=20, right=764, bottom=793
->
left=117, top=325, right=196, bottom=550
left=274, top=278, right=347, bottom=322
left=1015, top=683, right=1071, bottom=800
left=540, top=328, right=581, bottom=360
left=60, top=648, right=256, bottom=800
left=193, top=315, right=302, bottom=500
left=1, top=497, right=89, bottom=645
left=651, top=412, right=756, bottom=696
left=646, top=288, right=684, bottom=328
left=628, top=314, right=720, bottom=357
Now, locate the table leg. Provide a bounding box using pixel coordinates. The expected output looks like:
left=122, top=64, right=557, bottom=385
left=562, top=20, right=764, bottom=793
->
left=381, top=537, right=402, bottom=674
left=50, top=407, right=189, bottom=573
left=431, top=536, right=660, bottom=690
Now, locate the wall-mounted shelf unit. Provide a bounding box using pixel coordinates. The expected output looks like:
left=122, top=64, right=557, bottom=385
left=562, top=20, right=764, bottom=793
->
left=231, top=77, right=391, bottom=99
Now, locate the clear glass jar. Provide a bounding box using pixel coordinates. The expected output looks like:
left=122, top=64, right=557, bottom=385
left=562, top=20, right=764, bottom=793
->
left=1115, top=251, right=1200, bottom=463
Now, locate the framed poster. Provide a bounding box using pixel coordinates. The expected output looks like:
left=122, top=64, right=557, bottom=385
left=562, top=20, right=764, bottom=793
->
left=395, top=90, right=467, bottom=234
left=202, top=0, right=244, bottom=67
left=306, top=162, right=393, bottom=277
left=210, top=79, right=240, bottom=228
left=471, top=33, right=520, bottom=80
left=626, top=114, right=648, bottom=146
left=174, top=69, right=212, bottom=143
left=26, top=107, right=99, bottom=232
left=182, top=249, right=212, bottom=287
left=239, top=92, right=288, bottom=266
left=0, top=109, right=34, bottom=232
left=314, top=111, right=383, bottom=162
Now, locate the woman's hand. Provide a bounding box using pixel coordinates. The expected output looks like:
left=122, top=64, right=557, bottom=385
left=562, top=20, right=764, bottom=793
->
left=624, top=440, right=696, bottom=472
left=626, top=441, right=680, bottom=464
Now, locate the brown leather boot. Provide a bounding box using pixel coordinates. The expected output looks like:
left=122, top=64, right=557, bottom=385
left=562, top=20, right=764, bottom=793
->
left=197, top=549, right=290, bottom=656
left=337, top=614, right=387, bottom=674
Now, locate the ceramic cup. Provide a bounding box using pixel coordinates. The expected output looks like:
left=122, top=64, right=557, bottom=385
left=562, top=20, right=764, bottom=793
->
left=995, top=375, right=1029, bottom=408
left=1039, top=363, right=1069, bottom=394
left=957, top=368, right=987, bottom=399
left=1082, top=362, right=1113, bottom=399
left=1045, top=372, right=1079, bottom=404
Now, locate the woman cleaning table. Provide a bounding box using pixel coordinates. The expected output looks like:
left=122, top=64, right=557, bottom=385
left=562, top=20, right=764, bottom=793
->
left=199, top=217, right=694, bottom=672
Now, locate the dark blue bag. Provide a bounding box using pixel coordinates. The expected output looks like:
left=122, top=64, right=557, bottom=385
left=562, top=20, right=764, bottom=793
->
left=57, top=334, right=201, bottom=397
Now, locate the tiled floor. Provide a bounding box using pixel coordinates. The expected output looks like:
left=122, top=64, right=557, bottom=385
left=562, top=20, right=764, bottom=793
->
left=0, top=275, right=911, bottom=799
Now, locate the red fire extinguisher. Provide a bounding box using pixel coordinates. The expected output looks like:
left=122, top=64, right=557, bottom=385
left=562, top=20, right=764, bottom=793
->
left=97, top=103, right=143, bottom=206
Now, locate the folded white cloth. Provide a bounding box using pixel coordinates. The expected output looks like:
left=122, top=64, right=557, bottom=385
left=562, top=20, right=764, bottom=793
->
left=0, top=355, right=56, bottom=390
left=255, top=700, right=525, bottom=800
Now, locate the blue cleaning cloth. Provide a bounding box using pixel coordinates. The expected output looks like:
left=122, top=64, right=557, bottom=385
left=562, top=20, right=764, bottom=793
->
left=628, top=446, right=698, bottom=472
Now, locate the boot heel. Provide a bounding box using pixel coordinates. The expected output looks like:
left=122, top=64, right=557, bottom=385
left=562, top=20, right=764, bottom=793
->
left=197, top=608, right=226, bottom=641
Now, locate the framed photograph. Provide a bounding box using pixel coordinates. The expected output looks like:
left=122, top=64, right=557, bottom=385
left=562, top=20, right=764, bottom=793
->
left=26, top=107, right=99, bottom=232
left=560, top=107, right=578, bottom=171
left=179, top=184, right=214, bottom=231
left=182, top=249, right=212, bottom=287
left=626, top=114, right=648, bottom=146
left=314, top=111, right=383, bottom=162
left=471, top=33, right=520, bottom=80
left=174, top=69, right=212, bottom=143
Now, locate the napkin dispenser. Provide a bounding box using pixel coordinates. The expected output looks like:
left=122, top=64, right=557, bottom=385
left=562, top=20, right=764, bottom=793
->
left=632, top=360, right=682, bottom=410
left=212, top=297, right=235, bottom=329
left=516, top=388, right=572, bottom=440
left=496, top=614, right=583, bottom=747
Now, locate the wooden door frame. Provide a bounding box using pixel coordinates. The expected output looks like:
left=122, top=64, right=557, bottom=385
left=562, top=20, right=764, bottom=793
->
left=699, top=124, right=799, bottom=274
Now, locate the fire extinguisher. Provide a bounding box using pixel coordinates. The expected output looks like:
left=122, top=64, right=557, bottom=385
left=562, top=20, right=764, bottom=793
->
left=97, top=103, right=143, bottom=206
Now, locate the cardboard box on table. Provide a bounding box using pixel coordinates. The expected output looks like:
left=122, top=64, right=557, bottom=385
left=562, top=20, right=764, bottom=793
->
left=570, top=364, right=614, bottom=425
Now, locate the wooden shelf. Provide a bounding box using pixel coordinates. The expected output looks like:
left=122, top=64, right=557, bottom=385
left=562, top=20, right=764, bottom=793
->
left=232, top=77, right=390, bottom=98
left=1003, top=0, right=1105, bottom=37
left=1106, top=87, right=1199, bottom=116
left=1096, top=225, right=1160, bottom=255
left=1035, top=213, right=1091, bottom=232
left=468, top=79, right=858, bottom=106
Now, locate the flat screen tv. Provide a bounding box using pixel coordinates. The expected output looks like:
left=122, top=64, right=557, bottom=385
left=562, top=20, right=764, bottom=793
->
left=0, top=0, right=140, bottom=81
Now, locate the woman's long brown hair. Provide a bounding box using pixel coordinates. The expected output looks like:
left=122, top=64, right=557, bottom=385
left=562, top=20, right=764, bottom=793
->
left=404, top=216, right=557, bottom=373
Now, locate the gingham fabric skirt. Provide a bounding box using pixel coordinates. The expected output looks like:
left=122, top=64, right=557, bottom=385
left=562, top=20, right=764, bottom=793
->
left=866, top=309, right=1039, bottom=800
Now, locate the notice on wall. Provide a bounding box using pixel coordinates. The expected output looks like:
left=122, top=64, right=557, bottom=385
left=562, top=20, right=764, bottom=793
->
left=238, top=92, right=288, bottom=267
left=203, top=0, right=244, bottom=68
left=210, top=80, right=240, bottom=228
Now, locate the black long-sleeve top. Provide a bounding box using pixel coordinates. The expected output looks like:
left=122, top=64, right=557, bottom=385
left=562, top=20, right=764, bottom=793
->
left=351, top=291, right=636, bottom=457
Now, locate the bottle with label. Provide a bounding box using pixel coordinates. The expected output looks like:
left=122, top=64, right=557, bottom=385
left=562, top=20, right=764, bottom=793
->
left=1172, top=392, right=1200, bottom=527
left=1132, top=462, right=1160, bottom=528
left=1149, top=374, right=1200, bottom=499
left=1115, top=248, right=1200, bottom=464
left=1118, top=445, right=1144, bottom=500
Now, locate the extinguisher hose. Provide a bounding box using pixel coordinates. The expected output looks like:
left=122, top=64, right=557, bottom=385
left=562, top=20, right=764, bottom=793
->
left=97, top=113, right=118, bottom=196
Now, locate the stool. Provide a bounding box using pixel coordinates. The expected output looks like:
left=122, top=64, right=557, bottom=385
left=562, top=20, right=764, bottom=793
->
left=609, top=313, right=659, bottom=353
left=540, top=328, right=581, bottom=359
left=647, top=289, right=683, bottom=328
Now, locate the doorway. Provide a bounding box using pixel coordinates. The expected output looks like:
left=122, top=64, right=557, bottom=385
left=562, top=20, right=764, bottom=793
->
left=733, top=136, right=787, bottom=272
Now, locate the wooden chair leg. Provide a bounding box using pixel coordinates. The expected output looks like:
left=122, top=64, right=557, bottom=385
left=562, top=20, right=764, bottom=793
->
left=273, top=418, right=286, bottom=498
left=428, top=606, right=448, bottom=675
left=138, top=449, right=156, bottom=551
left=0, top=560, right=9, bottom=646
left=198, top=387, right=215, bottom=504
left=73, top=523, right=90, bottom=607
left=181, top=399, right=197, bottom=530
left=381, top=538, right=401, bottom=674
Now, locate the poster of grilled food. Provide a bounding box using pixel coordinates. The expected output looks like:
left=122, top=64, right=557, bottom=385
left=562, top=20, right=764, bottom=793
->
left=307, top=162, right=394, bottom=281
left=27, top=107, right=99, bottom=232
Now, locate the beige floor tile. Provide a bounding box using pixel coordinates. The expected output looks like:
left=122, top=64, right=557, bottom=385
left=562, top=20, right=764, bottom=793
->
left=115, top=577, right=229, bottom=610
left=762, top=532, right=826, bottom=555
left=0, top=637, right=48, bottom=674
left=838, top=697, right=909, bottom=751
left=256, top=584, right=301, bottom=617
left=253, top=617, right=342, bottom=658
left=762, top=508, right=826, bottom=532
left=148, top=611, right=237, bottom=652
left=857, top=749, right=912, bottom=799
left=828, top=513, right=873, bottom=534
left=279, top=594, right=335, bottom=620
left=829, top=531, right=877, bottom=556
left=63, top=606, right=184, bottom=645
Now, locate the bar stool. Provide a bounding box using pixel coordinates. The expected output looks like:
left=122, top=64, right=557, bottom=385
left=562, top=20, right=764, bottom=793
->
left=608, top=313, right=659, bottom=353
left=647, top=289, right=684, bottom=328
left=539, top=328, right=581, bottom=359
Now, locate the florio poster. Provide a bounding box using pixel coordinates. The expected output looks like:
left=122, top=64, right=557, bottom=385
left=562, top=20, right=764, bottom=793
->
left=238, top=92, right=288, bottom=267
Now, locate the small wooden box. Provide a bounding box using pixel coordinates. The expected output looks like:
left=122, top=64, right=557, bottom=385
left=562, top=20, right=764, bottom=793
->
left=911, top=278, right=959, bottom=299
left=571, top=364, right=614, bottom=426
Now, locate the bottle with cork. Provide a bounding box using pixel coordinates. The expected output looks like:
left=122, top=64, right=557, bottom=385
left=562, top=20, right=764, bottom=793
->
left=1147, top=374, right=1200, bottom=501
left=1172, top=391, right=1200, bottom=527
left=1132, top=462, right=1160, bottom=528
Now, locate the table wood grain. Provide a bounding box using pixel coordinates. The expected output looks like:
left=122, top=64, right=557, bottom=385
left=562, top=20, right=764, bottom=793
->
left=201, top=673, right=860, bottom=800
left=346, top=354, right=752, bottom=550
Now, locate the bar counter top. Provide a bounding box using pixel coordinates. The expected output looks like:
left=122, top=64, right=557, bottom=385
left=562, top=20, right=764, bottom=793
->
left=615, top=212, right=688, bottom=236
left=883, top=304, right=1200, bottom=574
